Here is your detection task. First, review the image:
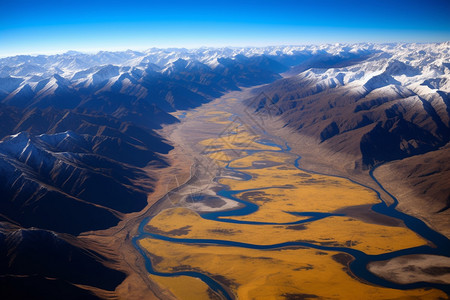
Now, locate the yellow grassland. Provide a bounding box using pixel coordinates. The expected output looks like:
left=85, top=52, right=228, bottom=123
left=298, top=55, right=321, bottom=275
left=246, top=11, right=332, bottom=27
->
left=143, top=108, right=441, bottom=299
left=140, top=238, right=445, bottom=299
left=218, top=164, right=382, bottom=223
left=199, top=115, right=279, bottom=153
left=228, top=151, right=293, bottom=168
left=200, top=132, right=279, bottom=152
left=149, top=274, right=216, bottom=300
left=204, top=151, right=235, bottom=168
left=204, top=110, right=233, bottom=117
left=208, top=117, right=232, bottom=125
left=147, top=207, right=426, bottom=255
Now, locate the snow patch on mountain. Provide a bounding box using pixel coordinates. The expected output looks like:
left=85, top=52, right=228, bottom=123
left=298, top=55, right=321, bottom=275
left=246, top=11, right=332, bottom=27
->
left=0, top=43, right=448, bottom=112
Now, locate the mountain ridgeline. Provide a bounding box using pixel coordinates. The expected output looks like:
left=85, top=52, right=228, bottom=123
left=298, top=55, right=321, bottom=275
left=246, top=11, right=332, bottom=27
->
left=244, top=43, right=450, bottom=237
left=0, top=51, right=292, bottom=231
left=245, top=44, right=450, bottom=168
left=0, top=48, right=296, bottom=299
left=0, top=43, right=449, bottom=298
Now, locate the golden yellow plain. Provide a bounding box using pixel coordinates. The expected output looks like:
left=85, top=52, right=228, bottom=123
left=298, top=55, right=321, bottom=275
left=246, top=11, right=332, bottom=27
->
left=207, top=117, right=232, bottom=124
left=149, top=274, right=215, bottom=300
left=220, top=206, right=306, bottom=223
left=229, top=151, right=293, bottom=168
left=217, top=163, right=382, bottom=223
left=200, top=128, right=279, bottom=152
left=204, top=110, right=233, bottom=116
left=140, top=238, right=445, bottom=300
left=204, top=151, right=235, bottom=167
left=144, top=107, right=440, bottom=299
left=147, top=207, right=426, bottom=255
left=201, top=110, right=233, bottom=125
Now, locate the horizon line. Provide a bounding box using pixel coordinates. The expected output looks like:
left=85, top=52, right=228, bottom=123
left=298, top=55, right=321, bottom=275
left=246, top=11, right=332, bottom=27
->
left=1, top=41, right=449, bottom=59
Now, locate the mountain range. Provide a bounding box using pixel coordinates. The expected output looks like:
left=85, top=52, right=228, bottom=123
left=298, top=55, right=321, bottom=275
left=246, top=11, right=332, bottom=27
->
left=0, top=46, right=294, bottom=298
left=0, top=42, right=449, bottom=298
left=245, top=42, right=450, bottom=236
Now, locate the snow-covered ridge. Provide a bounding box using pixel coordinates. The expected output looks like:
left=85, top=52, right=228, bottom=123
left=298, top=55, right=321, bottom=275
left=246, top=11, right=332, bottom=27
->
left=0, top=43, right=449, bottom=107
left=291, top=46, right=450, bottom=100
left=0, top=43, right=447, bottom=76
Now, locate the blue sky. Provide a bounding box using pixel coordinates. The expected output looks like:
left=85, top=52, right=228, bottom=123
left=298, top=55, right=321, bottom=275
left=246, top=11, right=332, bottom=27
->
left=1, top=0, right=449, bottom=57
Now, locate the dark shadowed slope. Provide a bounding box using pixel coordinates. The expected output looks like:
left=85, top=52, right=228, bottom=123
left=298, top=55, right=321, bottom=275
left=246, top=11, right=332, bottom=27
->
left=0, top=225, right=125, bottom=299
left=1, top=43, right=449, bottom=297
left=0, top=49, right=288, bottom=299
left=244, top=43, right=450, bottom=237
left=247, top=45, right=450, bottom=170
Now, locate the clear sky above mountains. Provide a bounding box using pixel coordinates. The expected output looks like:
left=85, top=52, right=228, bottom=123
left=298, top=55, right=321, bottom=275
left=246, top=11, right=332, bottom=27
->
left=1, top=0, right=449, bottom=57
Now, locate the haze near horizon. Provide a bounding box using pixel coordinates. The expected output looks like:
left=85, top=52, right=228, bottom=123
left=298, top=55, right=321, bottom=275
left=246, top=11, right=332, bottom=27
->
left=1, top=0, right=450, bottom=57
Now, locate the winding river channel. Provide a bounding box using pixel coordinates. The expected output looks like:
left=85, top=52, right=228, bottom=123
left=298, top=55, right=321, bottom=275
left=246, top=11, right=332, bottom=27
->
left=132, top=104, right=450, bottom=299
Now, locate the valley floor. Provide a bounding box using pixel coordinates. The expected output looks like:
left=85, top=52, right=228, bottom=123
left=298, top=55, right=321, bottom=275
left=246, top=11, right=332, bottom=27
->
left=123, top=88, right=450, bottom=299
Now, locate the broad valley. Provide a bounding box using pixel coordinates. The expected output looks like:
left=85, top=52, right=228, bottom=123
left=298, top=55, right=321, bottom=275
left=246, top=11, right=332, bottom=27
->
left=0, top=43, right=449, bottom=299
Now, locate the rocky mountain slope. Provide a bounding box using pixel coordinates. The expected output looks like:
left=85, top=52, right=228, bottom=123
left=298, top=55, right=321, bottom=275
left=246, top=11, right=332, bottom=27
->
left=0, top=47, right=292, bottom=298
left=245, top=42, right=450, bottom=235
left=0, top=224, right=125, bottom=300
left=0, top=43, right=449, bottom=297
